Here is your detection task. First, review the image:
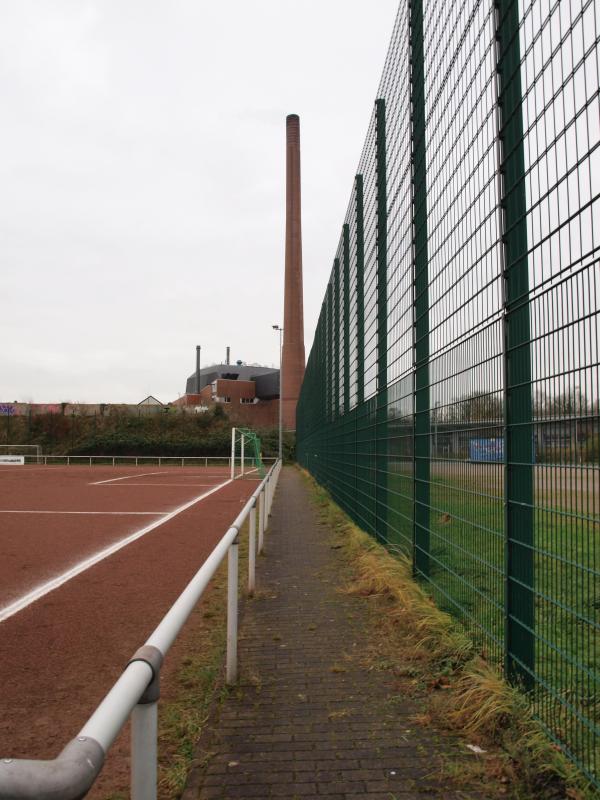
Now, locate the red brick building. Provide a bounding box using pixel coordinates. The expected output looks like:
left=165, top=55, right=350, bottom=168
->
left=173, top=363, right=280, bottom=427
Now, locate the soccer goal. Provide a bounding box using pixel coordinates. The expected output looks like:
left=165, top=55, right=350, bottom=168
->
left=230, top=427, right=265, bottom=479
left=0, top=444, right=42, bottom=464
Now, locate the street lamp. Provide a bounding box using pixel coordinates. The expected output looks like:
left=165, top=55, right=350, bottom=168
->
left=272, top=325, right=283, bottom=461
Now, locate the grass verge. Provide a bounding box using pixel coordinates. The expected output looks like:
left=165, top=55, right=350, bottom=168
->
left=300, top=467, right=595, bottom=800
left=155, top=521, right=252, bottom=799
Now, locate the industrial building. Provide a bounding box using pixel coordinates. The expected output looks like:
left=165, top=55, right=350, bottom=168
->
left=173, top=361, right=281, bottom=427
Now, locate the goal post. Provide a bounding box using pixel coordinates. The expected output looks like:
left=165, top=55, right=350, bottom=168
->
left=0, top=444, right=42, bottom=464
left=230, top=427, right=265, bottom=479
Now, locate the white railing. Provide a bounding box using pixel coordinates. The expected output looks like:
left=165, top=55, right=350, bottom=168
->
left=0, top=459, right=283, bottom=800
left=23, top=454, right=274, bottom=468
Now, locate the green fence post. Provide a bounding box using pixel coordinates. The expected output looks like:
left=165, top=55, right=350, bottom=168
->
left=355, top=176, right=365, bottom=522
left=495, top=0, right=535, bottom=690
left=343, top=224, right=351, bottom=414
left=327, top=282, right=333, bottom=424
left=355, top=175, right=365, bottom=408
left=342, top=223, right=352, bottom=515
left=410, top=0, right=430, bottom=577
left=326, top=282, right=334, bottom=486
left=375, top=98, right=388, bottom=545
left=333, top=258, right=341, bottom=421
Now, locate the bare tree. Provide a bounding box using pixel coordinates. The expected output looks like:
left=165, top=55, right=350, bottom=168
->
left=450, top=392, right=504, bottom=423
left=544, top=386, right=589, bottom=417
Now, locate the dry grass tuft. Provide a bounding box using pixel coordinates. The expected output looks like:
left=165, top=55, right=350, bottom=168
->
left=330, top=507, right=473, bottom=672
left=328, top=708, right=351, bottom=720
left=441, top=659, right=516, bottom=740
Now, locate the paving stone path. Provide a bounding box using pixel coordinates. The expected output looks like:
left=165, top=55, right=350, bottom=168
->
left=184, top=467, right=482, bottom=800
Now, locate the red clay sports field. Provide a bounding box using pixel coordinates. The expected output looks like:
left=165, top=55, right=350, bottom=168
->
left=0, top=463, right=260, bottom=794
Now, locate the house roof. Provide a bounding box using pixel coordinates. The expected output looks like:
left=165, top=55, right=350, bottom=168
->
left=138, top=395, right=163, bottom=405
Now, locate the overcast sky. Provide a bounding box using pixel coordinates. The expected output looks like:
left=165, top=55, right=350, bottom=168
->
left=0, top=1, right=399, bottom=403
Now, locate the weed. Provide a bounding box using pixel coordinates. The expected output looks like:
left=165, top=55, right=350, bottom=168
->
left=156, top=518, right=253, bottom=799
left=328, top=708, right=351, bottom=720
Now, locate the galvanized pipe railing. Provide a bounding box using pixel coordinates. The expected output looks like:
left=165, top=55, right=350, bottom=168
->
left=34, top=454, right=276, bottom=468
left=0, top=458, right=283, bottom=800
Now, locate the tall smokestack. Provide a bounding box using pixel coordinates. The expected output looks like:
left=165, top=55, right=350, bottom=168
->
left=281, top=113, right=305, bottom=430
left=195, top=345, right=201, bottom=394
left=226, top=346, right=230, bottom=366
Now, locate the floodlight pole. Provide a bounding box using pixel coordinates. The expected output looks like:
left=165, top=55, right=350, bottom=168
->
left=272, top=325, right=283, bottom=461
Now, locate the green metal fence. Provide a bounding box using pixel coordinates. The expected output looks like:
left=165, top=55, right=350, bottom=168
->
left=296, top=0, right=599, bottom=786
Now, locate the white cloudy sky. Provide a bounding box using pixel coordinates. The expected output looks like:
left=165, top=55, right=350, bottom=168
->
left=0, top=1, right=399, bottom=403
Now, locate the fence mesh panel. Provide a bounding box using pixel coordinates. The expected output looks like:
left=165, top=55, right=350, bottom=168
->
left=296, top=0, right=599, bottom=785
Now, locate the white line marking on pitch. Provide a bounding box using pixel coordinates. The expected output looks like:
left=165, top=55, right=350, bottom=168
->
left=0, top=478, right=232, bottom=623
left=0, top=510, right=166, bottom=515
left=98, top=482, right=218, bottom=487
left=90, top=471, right=169, bottom=485
left=169, top=474, right=231, bottom=478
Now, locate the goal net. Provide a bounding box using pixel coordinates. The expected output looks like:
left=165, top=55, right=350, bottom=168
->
left=0, top=444, right=42, bottom=464
left=230, top=427, right=265, bottom=479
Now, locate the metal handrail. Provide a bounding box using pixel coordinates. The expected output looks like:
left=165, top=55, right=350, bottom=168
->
left=31, top=455, right=276, bottom=468
left=0, top=459, right=283, bottom=800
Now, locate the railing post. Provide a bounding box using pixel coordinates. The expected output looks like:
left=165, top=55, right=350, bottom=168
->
left=230, top=427, right=236, bottom=480
left=226, top=536, right=239, bottom=684
left=131, top=703, right=157, bottom=800
left=248, top=501, right=257, bottom=595
left=130, top=646, right=162, bottom=800
left=258, top=490, right=265, bottom=554
left=241, top=435, right=245, bottom=477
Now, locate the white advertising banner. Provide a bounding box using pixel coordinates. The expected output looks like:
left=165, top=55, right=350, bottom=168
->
left=0, top=455, right=25, bottom=465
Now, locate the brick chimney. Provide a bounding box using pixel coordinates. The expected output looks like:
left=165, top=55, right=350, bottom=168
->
left=281, top=114, right=305, bottom=430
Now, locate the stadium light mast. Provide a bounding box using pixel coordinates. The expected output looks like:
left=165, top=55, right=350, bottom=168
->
left=272, top=325, right=283, bottom=461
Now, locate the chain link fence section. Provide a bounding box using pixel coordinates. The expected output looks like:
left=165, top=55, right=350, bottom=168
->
left=296, top=0, right=599, bottom=786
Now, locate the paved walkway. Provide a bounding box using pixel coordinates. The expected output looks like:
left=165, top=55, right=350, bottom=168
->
left=184, top=467, right=481, bottom=800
